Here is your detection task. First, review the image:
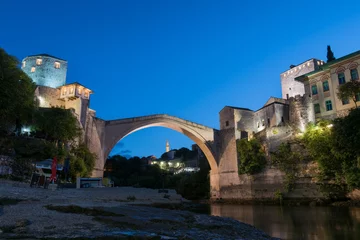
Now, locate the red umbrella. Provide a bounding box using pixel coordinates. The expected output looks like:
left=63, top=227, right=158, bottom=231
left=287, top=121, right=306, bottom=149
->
left=49, top=157, right=57, bottom=183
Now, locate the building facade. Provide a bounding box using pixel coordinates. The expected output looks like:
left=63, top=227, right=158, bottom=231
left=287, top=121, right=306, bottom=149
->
left=221, top=49, right=359, bottom=144
left=296, top=50, right=360, bottom=120
left=26, top=54, right=94, bottom=129
left=22, top=54, right=68, bottom=88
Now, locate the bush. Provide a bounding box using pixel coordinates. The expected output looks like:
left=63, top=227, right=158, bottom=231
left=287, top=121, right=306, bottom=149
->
left=237, top=138, right=266, bottom=175
left=271, top=142, right=303, bottom=192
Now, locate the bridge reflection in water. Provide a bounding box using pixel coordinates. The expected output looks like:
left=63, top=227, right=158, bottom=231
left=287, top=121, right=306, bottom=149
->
left=210, top=204, right=360, bottom=240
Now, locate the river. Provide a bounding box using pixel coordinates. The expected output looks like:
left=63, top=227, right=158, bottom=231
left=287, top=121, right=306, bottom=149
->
left=209, top=204, right=360, bottom=240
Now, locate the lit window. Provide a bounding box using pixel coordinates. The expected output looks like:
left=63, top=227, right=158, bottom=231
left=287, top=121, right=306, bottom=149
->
left=36, top=58, right=42, bottom=65
left=314, top=104, right=320, bottom=114
left=78, top=87, right=82, bottom=94
left=311, top=85, right=318, bottom=95
left=63, top=88, right=67, bottom=95
left=54, top=62, right=61, bottom=69
left=323, top=81, right=329, bottom=92
left=351, top=69, right=359, bottom=81
left=70, top=88, right=74, bottom=94
left=325, top=100, right=332, bottom=111
left=338, top=73, right=345, bottom=85
left=342, top=98, right=349, bottom=105
left=31, top=67, right=36, bottom=72
left=22, top=61, right=26, bottom=68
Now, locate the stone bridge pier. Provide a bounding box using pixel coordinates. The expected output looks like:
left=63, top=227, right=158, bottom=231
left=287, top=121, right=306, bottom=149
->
left=85, top=114, right=240, bottom=199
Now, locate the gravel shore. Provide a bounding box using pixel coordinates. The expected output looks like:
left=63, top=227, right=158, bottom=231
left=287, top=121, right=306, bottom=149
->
left=0, top=180, right=279, bottom=239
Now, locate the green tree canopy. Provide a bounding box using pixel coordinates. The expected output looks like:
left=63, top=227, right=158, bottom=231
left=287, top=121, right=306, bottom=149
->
left=0, top=48, right=35, bottom=133
left=302, top=120, right=340, bottom=179
left=33, top=107, right=82, bottom=144
left=332, top=108, right=360, bottom=189
left=237, top=138, right=266, bottom=175
left=337, top=80, right=360, bottom=107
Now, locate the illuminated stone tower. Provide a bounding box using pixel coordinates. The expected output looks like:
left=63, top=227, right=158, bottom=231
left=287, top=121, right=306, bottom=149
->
left=280, top=59, right=325, bottom=99
left=22, top=54, right=68, bottom=88
left=166, top=140, right=170, bottom=152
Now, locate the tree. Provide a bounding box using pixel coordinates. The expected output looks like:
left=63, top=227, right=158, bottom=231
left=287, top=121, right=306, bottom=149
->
left=332, top=108, right=360, bottom=189
left=302, top=120, right=340, bottom=179
left=0, top=48, right=35, bottom=134
left=337, top=81, right=360, bottom=108
left=237, top=138, right=266, bottom=175
left=326, top=45, right=336, bottom=62
left=33, top=107, right=82, bottom=144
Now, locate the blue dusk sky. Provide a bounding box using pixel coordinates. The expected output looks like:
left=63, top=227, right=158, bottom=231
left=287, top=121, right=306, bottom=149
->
left=1, top=0, right=360, bottom=158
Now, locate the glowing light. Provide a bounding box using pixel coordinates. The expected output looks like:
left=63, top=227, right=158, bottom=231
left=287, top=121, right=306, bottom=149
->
left=36, top=58, right=42, bottom=65
left=22, top=127, right=30, bottom=133
left=31, top=67, right=36, bottom=72
left=327, top=124, right=333, bottom=128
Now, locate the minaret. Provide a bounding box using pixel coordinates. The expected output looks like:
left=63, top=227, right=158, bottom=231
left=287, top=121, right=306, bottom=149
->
left=166, top=140, right=170, bottom=152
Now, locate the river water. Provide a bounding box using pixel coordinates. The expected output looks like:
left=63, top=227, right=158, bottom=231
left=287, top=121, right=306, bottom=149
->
left=209, top=204, right=360, bottom=240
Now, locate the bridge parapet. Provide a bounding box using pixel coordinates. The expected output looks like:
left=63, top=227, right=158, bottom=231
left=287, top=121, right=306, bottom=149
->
left=105, top=114, right=217, bottom=131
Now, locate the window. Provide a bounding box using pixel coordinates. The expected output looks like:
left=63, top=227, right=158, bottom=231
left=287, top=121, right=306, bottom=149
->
left=54, top=62, right=61, bottom=69
left=31, top=67, right=36, bottom=72
left=314, top=103, right=320, bottom=114
left=325, top=100, right=333, bottom=111
left=286, top=94, right=289, bottom=99
left=36, top=58, right=42, bottom=65
left=323, top=81, right=329, bottom=92
left=338, top=73, right=345, bottom=85
left=267, top=118, right=270, bottom=125
left=311, top=85, right=318, bottom=95
left=225, top=121, right=229, bottom=127
left=342, top=98, right=349, bottom=105
left=351, top=69, right=359, bottom=81
left=262, top=119, right=265, bottom=126
left=22, top=61, right=26, bottom=68
left=281, top=116, right=284, bottom=123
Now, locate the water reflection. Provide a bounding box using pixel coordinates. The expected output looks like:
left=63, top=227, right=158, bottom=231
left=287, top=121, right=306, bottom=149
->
left=211, top=204, right=360, bottom=240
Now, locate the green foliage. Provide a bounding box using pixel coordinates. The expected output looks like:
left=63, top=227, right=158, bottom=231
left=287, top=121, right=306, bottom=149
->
left=337, top=81, right=360, bottom=107
left=332, top=108, right=360, bottom=190
left=236, top=138, right=266, bottom=175
left=302, top=120, right=340, bottom=179
left=105, top=154, right=210, bottom=200
left=274, top=189, right=283, bottom=205
left=271, top=142, right=303, bottom=192
left=33, top=107, right=81, bottom=143
left=0, top=48, right=36, bottom=133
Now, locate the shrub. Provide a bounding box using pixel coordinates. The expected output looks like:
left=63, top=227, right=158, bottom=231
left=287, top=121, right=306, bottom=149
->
left=237, top=138, right=266, bottom=175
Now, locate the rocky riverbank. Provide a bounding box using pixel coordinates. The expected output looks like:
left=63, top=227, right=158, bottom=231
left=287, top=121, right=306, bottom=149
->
left=0, top=180, right=278, bottom=239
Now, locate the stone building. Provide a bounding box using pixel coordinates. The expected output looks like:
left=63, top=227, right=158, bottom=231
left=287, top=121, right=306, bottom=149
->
left=25, top=54, right=94, bottom=129
left=295, top=50, right=360, bottom=120
left=222, top=49, right=360, bottom=144
left=280, top=59, right=325, bottom=99
left=22, top=54, right=68, bottom=88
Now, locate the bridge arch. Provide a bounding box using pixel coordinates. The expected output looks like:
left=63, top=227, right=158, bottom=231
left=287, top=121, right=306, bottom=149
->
left=103, top=115, right=218, bottom=173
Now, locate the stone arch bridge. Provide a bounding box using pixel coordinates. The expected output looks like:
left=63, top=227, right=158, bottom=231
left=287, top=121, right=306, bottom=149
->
left=85, top=114, right=240, bottom=198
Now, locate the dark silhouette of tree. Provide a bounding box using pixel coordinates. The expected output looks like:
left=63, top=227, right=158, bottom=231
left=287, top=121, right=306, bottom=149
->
left=337, top=81, right=360, bottom=108
left=327, top=45, right=336, bottom=63
left=0, top=48, right=35, bottom=134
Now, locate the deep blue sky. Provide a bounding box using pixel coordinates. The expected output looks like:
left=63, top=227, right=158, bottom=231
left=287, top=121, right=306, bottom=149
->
left=1, top=0, right=360, bottom=158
